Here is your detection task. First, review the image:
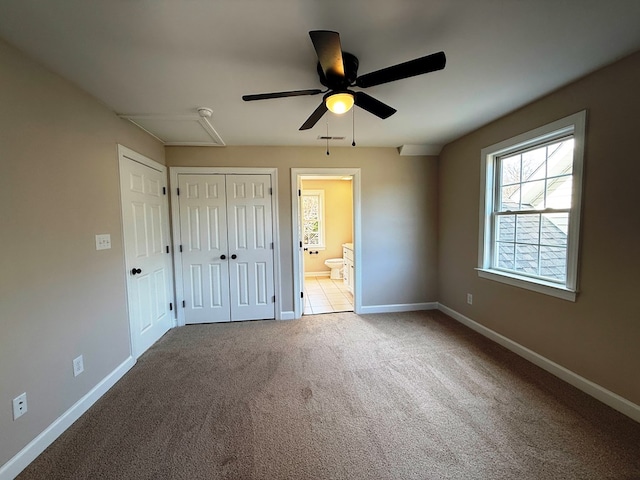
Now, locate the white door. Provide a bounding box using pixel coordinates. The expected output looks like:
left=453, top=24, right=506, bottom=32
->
left=296, top=182, right=306, bottom=315
left=119, top=148, right=173, bottom=358
left=177, top=174, right=231, bottom=323
left=226, top=175, right=275, bottom=321
left=177, top=174, right=275, bottom=323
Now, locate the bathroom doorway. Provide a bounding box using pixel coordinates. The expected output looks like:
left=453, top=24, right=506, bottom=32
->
left=291, top=168, right=361, bottom=318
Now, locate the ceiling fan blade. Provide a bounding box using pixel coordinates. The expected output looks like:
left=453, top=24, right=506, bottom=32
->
left=242, top=89, right=323, bottom=101
left=354, top=92, right=396, bottom=119
left=299, top=102, right=328, bottom=130
left=355, top=51, right=446, bottom=88
left=309, top=30, right=345, bottom=80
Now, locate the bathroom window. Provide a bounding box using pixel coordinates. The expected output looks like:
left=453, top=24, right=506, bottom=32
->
left=478, top=111, right=586, bottom=301
left=302, top=190, right=325, bottom=249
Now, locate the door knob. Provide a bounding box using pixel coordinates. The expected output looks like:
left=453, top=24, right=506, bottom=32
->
left=131, top=268, right=142, bottom=275
left=231, top=254, right=237, bottom=259
left=220, top=254, right=226, bottom=260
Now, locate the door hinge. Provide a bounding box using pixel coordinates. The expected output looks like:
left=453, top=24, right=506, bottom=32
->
left=298, top=189, right=301, bottom=196
left=271, top=242, right=274, bottom=249
left=177, top=187, right=180, bottom=196
left=166, top=245, right=170, bottom=254
left=163, top=186, right=166, bottom=195
left=182, top=300, right=186, bottom=308
left=273, top=295, right=276, bottom=303
left=269, top=187, right=273, bottom=195
left=300, top=241, right=302, bottom=248
left=169, top=302, right=173, bottom=311
left=301, top=292, right=304, bottom=298
left=179, top=245, right=183, bottom=253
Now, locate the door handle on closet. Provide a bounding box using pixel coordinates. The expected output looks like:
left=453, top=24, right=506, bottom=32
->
left=131, top=268, right=142, bottom=275
left=231, top=254, right=237, bottom=260
left=220, top=255, right=226, bottom=260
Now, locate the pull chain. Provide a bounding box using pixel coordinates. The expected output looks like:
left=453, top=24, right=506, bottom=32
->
left=326, top=122, right=330, bottom=155
left=352, top=107, right=356, bottom=147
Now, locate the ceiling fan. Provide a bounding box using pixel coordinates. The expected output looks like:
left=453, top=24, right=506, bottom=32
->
left=242, top=30, right=446, bottom=131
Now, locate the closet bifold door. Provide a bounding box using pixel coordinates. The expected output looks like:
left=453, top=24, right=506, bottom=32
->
left=178, top=174, right=231, bottom=323
left=177, top=173, right=275, bottom=323
left=226, top=174, right=275, bottom=321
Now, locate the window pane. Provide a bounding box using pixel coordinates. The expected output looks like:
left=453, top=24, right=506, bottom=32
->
left=302, top=197, right=318, bottom=219
left=496, top=242, right=515, bottom=271
left=541, top=213, right=568, bottom=246
left=304, top=220, right=318, bottom=233
left=515, top=214, right=540, bottom=244
left=545, top=175, right=572, bottom=209
left=515, top=244, right=539, bottom=275
left=306, top=233, right=319, bottom=245
left=522, top=147, right=546, bottom=181
left=497, top=215, right=515, bottom=242
left=540, top=246, right=567, bottom=282
left=520, top=179, right=546, bottom=209
left=500, top=185, right=520, bottom=211
left=501, top=154, right=521, bottom=185
left=547, top=140, right=573, bottom=175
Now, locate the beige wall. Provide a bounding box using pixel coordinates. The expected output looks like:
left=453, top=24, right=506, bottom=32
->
left=438, top=51, right=640, bottom=405
left=301, top=179, right=353, bottom=274
left=166, top=147, right=439, bottom=310
left=0, top=38, right=165, bottom=466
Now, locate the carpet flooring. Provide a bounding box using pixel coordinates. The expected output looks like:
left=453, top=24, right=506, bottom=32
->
left=17, top=311, right=640, bottom=479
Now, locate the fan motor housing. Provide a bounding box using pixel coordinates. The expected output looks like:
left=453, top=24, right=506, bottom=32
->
left=317, top=52, right=359, bottom=89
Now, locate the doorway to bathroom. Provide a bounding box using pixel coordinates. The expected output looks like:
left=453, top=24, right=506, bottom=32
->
left=291, top=168, right=361, bottom=318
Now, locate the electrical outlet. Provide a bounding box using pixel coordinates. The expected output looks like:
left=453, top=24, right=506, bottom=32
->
left=95, top=234, right=111, bottom=250
left=467, top=293, right=473, bottom=305
left=13, top=393, right=27, bottom=420
left=73, top=355, right=84, bottom=377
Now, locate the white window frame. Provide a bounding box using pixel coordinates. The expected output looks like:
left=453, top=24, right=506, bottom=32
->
left=478, top=110, right=586, bottom=301
left=301, top=189, right=326, bottom=250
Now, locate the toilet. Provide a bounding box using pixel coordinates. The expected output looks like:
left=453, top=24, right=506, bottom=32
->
left=324, top=258, right=344, bottom=279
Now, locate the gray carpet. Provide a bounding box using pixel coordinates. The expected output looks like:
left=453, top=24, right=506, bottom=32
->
left=18, top=311, right=640, bottom=479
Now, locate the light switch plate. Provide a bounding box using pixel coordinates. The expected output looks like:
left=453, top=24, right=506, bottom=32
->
left=95, top=234, right=111, bottom=250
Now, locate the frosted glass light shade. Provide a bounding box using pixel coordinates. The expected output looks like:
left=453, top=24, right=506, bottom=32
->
left=325, top=93, right=354, bottom=114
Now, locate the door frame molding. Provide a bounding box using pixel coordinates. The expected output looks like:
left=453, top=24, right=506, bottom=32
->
left=118, top=145, right=175, bottom=358
left=169, top=167, right=281, bottom=325
left=291, top=168, right=362, bottom=319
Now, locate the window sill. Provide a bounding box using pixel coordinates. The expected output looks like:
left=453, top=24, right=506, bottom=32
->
left=476, top=268, right=577, bottom=302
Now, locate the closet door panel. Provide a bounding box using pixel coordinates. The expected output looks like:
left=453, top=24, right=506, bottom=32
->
left=226, top=175, right=275, bottom=321
left=178, top=174, right=231, bottom=323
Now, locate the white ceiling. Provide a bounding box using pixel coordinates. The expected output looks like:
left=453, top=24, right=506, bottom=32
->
left=1, top=1, right=639, bottom=151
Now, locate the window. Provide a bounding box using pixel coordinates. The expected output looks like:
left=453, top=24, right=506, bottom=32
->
left=478, top=111, right=586, bottom=301
left=301, top=190, right=325, bottom=249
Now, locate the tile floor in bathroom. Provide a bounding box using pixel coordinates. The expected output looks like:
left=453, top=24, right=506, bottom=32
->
left=304, top=275, right=354, bottom=315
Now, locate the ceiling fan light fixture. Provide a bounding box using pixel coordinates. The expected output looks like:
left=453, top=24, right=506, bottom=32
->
left=325, top=92, right=354, bottom=114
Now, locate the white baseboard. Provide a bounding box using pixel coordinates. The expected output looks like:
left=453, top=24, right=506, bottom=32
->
left=437, top=303, right=640, bottom=423
left=359, top=302, right=438, bottom=315
left=0, top=356, right=136, bottom=480
left=304, top=271, right=330, bottom=278
left=279, top=311, right=295, bottom=321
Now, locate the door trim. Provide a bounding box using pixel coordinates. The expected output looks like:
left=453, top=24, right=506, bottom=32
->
left=169, top=167, right=281, bottom=325
left=291, top=168, right=362, bottom=319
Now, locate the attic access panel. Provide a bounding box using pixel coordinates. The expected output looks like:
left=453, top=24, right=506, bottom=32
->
left=120, top=114, right=225, bottom=146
